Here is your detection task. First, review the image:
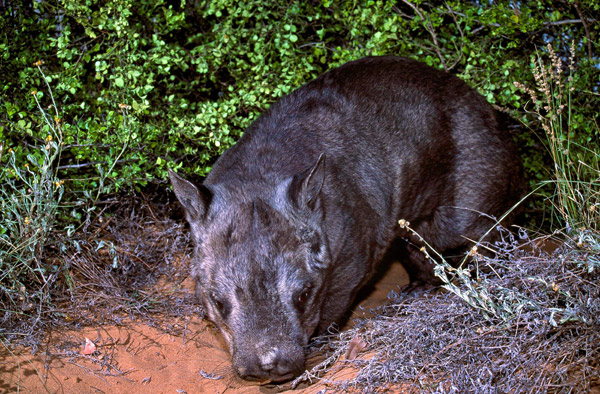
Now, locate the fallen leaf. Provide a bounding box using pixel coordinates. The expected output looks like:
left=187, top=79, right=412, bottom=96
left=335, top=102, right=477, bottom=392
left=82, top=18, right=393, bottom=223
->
left=81, top=337, right=96, bottom=355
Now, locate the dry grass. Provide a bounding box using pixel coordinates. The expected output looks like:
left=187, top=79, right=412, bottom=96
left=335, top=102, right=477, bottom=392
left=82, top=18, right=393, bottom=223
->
left=1, top=196, right=201, bottom=350
left=294, top=228, right=600, bottom=393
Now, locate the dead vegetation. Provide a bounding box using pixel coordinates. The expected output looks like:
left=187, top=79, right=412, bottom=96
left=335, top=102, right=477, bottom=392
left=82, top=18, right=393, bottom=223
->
left=294, top=227, right=600, bottom=393
left=1, top=197, right=599, bottom=393
left=1, top=195, right=201, bottom=351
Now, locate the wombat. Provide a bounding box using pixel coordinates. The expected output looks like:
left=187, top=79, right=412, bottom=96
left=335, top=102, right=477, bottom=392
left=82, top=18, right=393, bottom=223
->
left=169, top=56, right=522, bottom=383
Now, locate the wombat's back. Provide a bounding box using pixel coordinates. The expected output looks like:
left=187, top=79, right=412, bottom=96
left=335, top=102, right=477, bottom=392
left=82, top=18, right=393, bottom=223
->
left=208, top=56, right=521, bottom=221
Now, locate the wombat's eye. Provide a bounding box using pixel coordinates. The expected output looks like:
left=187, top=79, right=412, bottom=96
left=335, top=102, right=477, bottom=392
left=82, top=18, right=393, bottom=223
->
left=294, top=288, right=311, bottom=312
left=210, top=292, right=230, bottom=317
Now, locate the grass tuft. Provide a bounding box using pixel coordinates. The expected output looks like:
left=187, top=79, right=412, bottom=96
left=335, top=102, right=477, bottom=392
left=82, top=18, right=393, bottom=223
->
left=515, top=42, right=600, bottom=234
left=0, top=65, right=67, bottom=333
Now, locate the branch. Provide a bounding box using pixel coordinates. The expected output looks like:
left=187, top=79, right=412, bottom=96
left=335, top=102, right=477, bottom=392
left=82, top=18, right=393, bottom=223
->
left=544, top=18, right=597, bottom=27
left=441, top=7, right=596, bottom=34
left=572, top=2, right=593, bottom=60
left=401, top=0, right=448, bottom=71
left=445, top=3, right=464, bottom=70
left=57, top=159, right=134, bottom=170
left=57, top=162, right=103, bottom=170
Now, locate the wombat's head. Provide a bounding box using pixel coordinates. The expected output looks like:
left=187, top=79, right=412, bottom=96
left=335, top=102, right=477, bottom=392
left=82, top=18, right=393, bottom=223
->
left=169, top=156, right=330, bottom=383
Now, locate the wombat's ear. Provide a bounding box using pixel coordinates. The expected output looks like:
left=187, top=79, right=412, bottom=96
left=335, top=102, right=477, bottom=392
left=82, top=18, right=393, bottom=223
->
left=169, top=169, right=212, bottom=222
left=291, top=153, right=326, bottom=211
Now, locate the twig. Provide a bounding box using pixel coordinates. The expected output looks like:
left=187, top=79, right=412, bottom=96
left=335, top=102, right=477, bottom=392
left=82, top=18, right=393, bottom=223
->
left=445, top=3, right=464, bottom=70
left=573, top=2, right=593, bottom=60
left=199, top=369, right=223, bottom=380
left=57, top=161, right=103, bottom=170
left=401, top=0, right=447, bottom=70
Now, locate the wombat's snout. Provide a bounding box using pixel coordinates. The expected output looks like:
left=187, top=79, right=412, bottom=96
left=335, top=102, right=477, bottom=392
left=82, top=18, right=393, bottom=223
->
left=235, top=346, right=305, bottom=383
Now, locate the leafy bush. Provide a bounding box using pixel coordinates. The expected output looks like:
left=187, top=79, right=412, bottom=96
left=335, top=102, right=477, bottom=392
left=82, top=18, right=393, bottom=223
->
left=2, top=1, right=598, bottom=196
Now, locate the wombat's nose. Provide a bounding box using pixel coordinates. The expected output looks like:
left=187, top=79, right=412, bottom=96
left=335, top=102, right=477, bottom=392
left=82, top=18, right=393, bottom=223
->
left=238, top=347, right=303, bottom=383
left=259, top=347, right=280, bottom=372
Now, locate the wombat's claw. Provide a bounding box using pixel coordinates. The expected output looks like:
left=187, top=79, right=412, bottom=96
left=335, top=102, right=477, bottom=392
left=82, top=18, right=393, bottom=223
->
left=345, top=335, right=367, bottom=360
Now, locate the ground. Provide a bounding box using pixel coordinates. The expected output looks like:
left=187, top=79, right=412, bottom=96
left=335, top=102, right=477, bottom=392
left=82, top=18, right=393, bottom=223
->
left=0, top=257, right=409, bottom=394
left=3, top=202, right=598, bottom=393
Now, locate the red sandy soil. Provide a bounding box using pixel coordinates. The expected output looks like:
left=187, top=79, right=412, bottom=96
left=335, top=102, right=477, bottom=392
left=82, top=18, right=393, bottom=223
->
left=0, top=263, right=409, bottom=394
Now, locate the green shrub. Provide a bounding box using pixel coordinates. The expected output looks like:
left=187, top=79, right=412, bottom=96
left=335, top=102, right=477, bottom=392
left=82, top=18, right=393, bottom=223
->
left=2, top=1, right=598, bottom=198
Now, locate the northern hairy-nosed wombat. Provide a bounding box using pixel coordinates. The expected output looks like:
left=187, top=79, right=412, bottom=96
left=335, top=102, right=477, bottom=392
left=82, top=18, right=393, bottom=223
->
left=169, top=56, right=522, bottom=383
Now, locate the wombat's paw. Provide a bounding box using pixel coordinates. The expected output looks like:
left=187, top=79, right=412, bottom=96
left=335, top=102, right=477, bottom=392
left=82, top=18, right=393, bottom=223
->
left=345, top=335, right=367, bottom=360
